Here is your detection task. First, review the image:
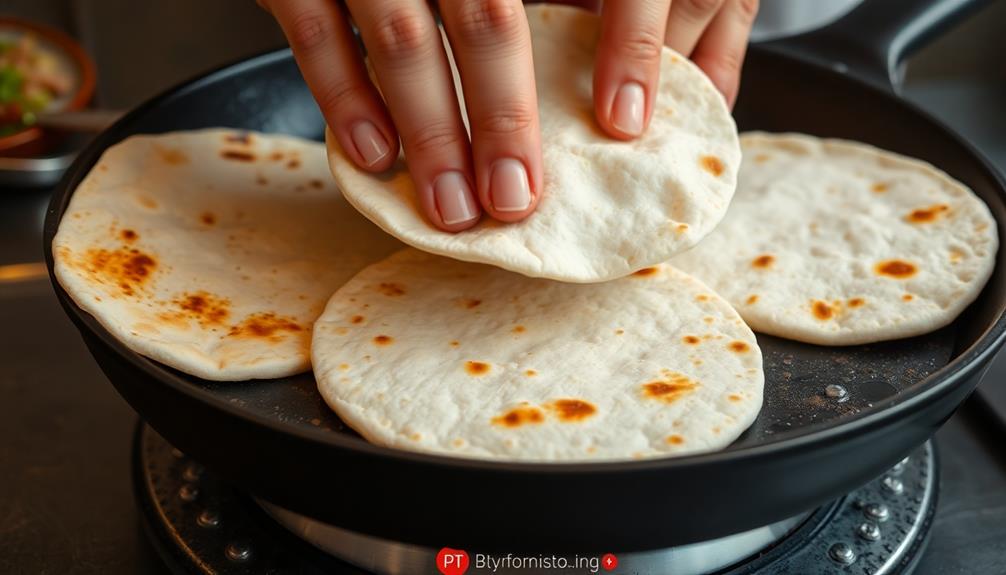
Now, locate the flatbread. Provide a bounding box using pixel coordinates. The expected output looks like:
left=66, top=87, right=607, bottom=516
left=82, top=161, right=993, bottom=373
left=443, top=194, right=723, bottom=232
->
left=53, top=129, right=404, bottom=381
left=312, top=249, right=763, bottom=462
left=671, top=132, right=999, bottom=346
left=326, top=4, right=740, bottom=283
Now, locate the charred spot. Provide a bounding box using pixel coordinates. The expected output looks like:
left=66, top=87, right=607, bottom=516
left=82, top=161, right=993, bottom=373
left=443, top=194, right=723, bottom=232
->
left=811, top=300, right=835, bottom=321
left=309, top=179, right=324, bottom=189
left=256, top=175, right=268, bottom=185
left=902, top=294, right=915, bottom=302
left=848, top=297, right=865, bottom=308
left=200, top=212, right=217, bottom=225
left=546, top=399, right=597, bottom=422
left=700, top=155, right=724, bottom=176
left=120, top=229, right=138, bottom=242
left=378, top=282, right=406, bottom=296
left=728, top=341, right=750, bottom=353
left=492, top=406, right=544, bottom=428
left=173, top=291, right=230, bottom=326
left=286, top=158, right=301, bottom=169
left=906, top=204, right=950, bottom=224
left=633, top=266, right=659, bottom=277
left=85, top=248, right=158, bottom=297
left=372, top=335, right=394, bottom=346
left=221, top=150, right=256, bottom=162
left=512, top=325, right=526, bottom=334
left=460, top=298, right=482, bottom=309
left=642, top=374, right=698, bottom=404
left=449, top=340, right=460, bottom=347
left=228, top=313, right=303, bottom=339
left=351, top=315, right=365, bottom=324
left=465, top=361, right=490, bottom=376
left=875, top=259, right=917, bottom=279
left=666, top=434, right=685, bottom=445
left=682, top=335, right=700, bottom=345
left=752, top=254, right=775, bottom=269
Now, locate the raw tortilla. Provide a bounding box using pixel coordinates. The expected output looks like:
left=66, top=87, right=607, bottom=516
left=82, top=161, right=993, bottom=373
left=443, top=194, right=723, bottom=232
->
left=52, top=129, right=404, bottom=381
left=312, top=249, right=763, bottom=462
left=326, top=4, right=740, bottom=283
left=671, top=132, right=999, bottom=345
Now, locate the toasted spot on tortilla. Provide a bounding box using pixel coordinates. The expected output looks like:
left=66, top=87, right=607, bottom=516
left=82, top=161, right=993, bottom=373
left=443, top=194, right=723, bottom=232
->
left=120, top=229, right=138, bottom=242
left=224, top=132, right=253, bottom=145
left=633, top=266, right=659, bottom=277
left=372, top=335, right=394, bottom=346
left=875, top=259, right=918, bottom=279
left=338, top=363, right=349, bottom=371
left=228, top=312, right=302, bottom=339
left=449, top=340, right=460, bottom=347
left=492, top=406, right=544, bottom=428
left=902, top=294, right=915, bottom=302
left=84, top=248, right=157, bottom=297
left=220, top=149, right=256, bottom=162
left=200, top=212, right=217, bottom=225
left=525, top=369, right=537, bottom=377
left=676, top=223, right=689, bottom=233
left=703, top=316, right=714, bottom=323
left=700, top=155, right=724, bottom=176
left=351, top=315, right=365, bottom=324
left=666, top=434, right=685, bottom=445
left=848, top=297, right=865, bottom=308
left=287, top=158, right=301, bottom=169
left=682, top=335, right=700, bottom=345
left=256, top=175, right=268, bottom=185
left=746, top=294, right=759, bottom=305
left=465, top=361, right=490, bottom=376
left=546, top=399, right=596, bottom=422
left=156, top=146, right=188, bottom=165
left=752, top=254, right=775, bottom=269
left=906, top=204, right=949, bottom=223
left=378, top=282, right=406, bottom=296
left=728, top=394, right=742, bottom=402
left=696, top=294, right=710, bottom=302
left=949, top=248, right=965, bottom=263
left=753, top=154, right=770, bottom=163
left=172, top=291, right=230, bottom=326
left=728, top=341, right=750, bottom=353
left=460, top=298, right=482, bottom=309
left=309, top=179, right=324, bottom=189
left=269, top=151, right=284, bottom=161
left=452, top=438, right=465, bottom=447
left=512, top=325, right=526, bottom=334
left=642, top=374, right=698, bottom=403
left=812, top=300, right=835, bottom=321
left=615, top=329, right=625, bottom=335
left=872, top=182, right=888, bottom=193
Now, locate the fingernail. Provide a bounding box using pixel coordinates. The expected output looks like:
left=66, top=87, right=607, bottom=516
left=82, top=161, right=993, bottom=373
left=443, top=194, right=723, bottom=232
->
left=434, top=171, right=479, bottom=225
left=611, top=81, right=645, bottom=136
left=350, top=121, right=390, bottom=167
left=490, top=159, right=531, bottom=212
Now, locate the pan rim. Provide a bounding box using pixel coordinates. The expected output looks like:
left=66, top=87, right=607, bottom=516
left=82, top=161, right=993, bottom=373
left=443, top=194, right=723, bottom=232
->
left=43, top=46, right=1006, bottom=476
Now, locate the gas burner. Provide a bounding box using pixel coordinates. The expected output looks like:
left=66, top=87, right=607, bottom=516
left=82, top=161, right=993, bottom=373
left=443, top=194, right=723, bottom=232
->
left=135, top=423, right=936, bottom=574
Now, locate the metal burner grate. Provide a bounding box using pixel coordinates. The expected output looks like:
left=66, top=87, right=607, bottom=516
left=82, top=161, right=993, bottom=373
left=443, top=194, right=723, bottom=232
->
left=134, top=422, right=935, bottom=575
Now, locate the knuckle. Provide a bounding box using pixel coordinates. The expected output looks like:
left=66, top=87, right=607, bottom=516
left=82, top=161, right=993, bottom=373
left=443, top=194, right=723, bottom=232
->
left=681, top=0, right=725, bottom=17
left=454, top=0, right=525, bottom=47
left=614, top=29, right=665, bottom=63
left=316, top=80, right=369, bottom=116
left=705, top=49, right=744, bottom=76
left=475, top=104, right=536, bottom=136
left=406, top=122, right=466, bottom=154
left=736, top=0, right=761, bottom=23
left=370, top=7, right=435, bottom=61
left=287, top=10, right=332, bottom=53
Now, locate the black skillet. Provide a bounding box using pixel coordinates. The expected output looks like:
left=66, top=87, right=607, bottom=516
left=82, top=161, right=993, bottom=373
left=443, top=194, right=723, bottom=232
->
left=42, top=0, right=1006, bottom=554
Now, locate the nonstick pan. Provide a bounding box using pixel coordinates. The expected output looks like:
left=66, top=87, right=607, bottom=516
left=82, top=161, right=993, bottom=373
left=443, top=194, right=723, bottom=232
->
left=43, top=0, right=1006, bottom=554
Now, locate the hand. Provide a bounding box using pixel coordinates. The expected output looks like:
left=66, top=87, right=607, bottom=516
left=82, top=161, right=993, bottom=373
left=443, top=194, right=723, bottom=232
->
left=261, top=0, right=542, bottom=232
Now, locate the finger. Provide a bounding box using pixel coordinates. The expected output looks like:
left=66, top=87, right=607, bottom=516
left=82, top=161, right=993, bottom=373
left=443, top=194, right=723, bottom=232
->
left=269, top=0, right=399, bottom=173
left=689, top=0, right=759, bottom=109
left=348, top=0, right=482, bottom=231
left=593, top=0, right=673, bottom=140
left=664, top=0, right=726, bottom=56
left=440, top=0, right=540, bottom=222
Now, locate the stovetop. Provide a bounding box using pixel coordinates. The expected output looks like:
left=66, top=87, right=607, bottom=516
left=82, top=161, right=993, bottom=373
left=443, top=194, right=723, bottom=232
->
left=2, top=80, right=1006, bottom=575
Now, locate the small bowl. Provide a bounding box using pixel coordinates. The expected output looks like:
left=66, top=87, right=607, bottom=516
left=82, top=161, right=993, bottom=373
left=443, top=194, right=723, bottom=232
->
left=0, top=17, right=96, bottom=155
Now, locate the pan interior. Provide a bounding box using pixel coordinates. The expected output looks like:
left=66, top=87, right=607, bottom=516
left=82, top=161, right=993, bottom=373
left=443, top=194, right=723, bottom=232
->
left=50, top=47, right=1005, bottom=460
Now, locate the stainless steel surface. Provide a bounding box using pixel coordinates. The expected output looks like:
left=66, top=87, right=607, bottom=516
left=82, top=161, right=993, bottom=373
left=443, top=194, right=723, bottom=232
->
left=0, top=153, right=77, bottom=188
left=260, top=500, right=809, bottom=575
left=35, top=109, right=125, bottom=133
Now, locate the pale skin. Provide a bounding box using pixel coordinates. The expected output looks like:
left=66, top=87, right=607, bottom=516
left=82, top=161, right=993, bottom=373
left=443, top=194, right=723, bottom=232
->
left=260, top=0, right=759, bottom=231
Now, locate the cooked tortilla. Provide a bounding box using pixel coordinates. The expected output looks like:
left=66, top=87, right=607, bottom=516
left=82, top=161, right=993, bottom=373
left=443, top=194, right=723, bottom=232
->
left=52, top=129, right=403, bottom=381
left=312, top=249, right=763, bottom=461
left=326, top=4, right=740, bottom=283
left=671, top=132, right=999, bottom=345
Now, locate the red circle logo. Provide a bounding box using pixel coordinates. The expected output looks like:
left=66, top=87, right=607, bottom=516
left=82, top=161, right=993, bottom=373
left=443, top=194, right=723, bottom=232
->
left=602, top=553, right=618, bottom=571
